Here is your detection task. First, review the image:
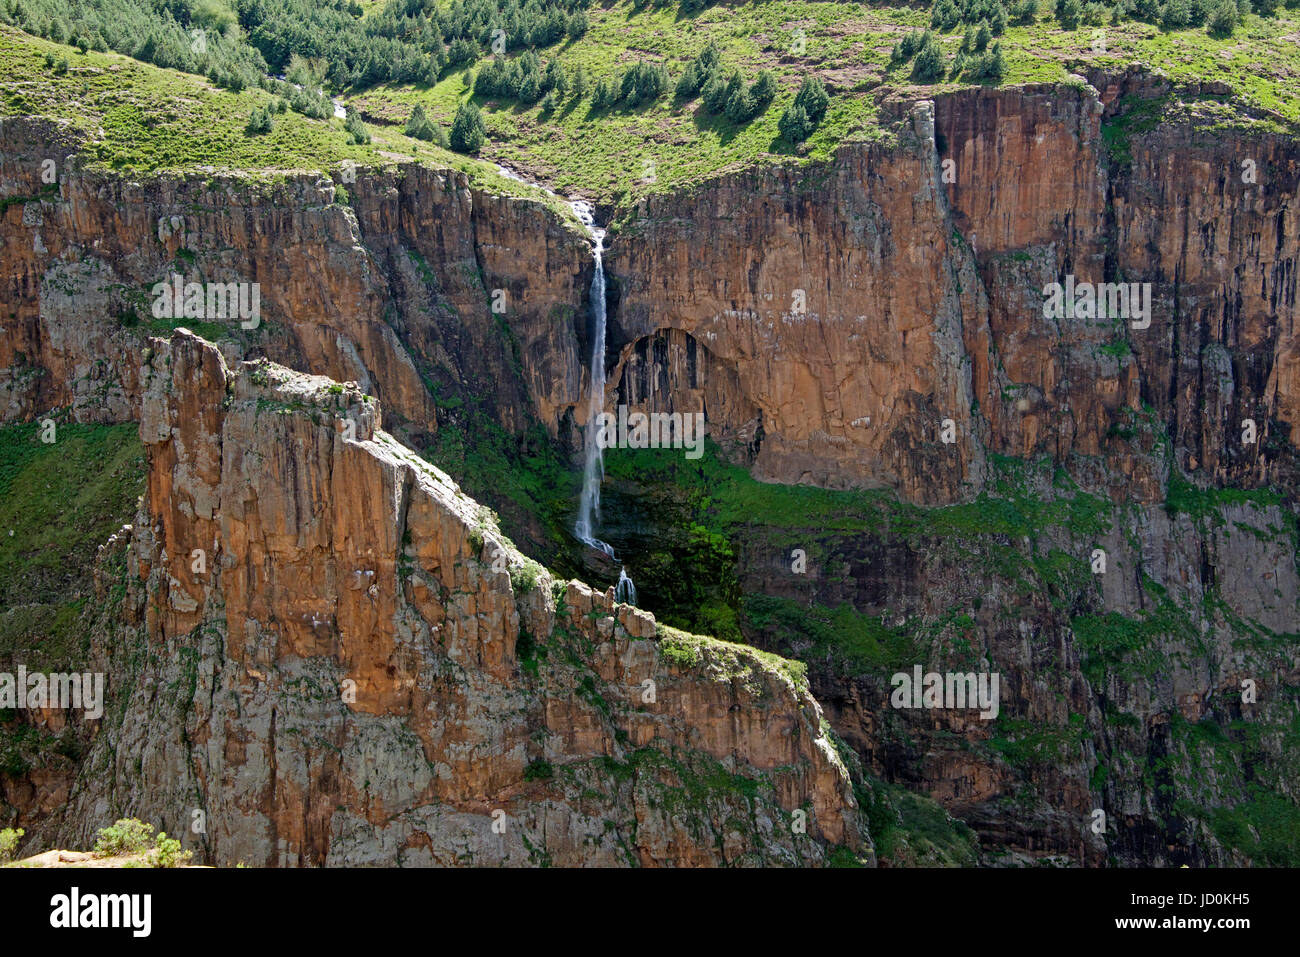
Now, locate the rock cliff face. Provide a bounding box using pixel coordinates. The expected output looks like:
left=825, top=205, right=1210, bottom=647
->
left=7, top=79, right=1296, bottom=507
left=4, top=72, right=1299, bottom=867
left=608, top=83, right=1298, bottom=505
left=41, top=331, right=865, bottom=866
left=0, top=116, right=591, bottom=448
left=608, top=103, right=987, bottom=504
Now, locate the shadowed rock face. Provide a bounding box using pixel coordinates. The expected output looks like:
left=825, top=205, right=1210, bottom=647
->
left=45, top=330, right=867, bottom=867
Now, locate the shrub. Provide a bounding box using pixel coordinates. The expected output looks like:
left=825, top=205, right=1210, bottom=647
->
left=244, top=106, right=273, bottom=135
left=404, top=104, right=447, bottom=147
left=0, top=827, right=24, bottom=862
left=1206, top=0, right=1239, bottom=30
left=150, top=833, right=193, bottom=868
left=510, top=559, right=545, bottom=594
left=449, top=101, right=487, bottom=153
left=344, top=110, right=370, bottom=145
left=523, top=759, right=554, bottom=781
left=93, top=818, right=155, bottom=857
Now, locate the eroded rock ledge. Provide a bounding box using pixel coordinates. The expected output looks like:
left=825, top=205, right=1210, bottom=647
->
left=54, top=330, right=867, bottom=866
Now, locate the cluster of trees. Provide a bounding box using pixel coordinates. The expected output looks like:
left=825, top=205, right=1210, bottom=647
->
left=245, top=94, right=295, bottom=134
left=473, top=50, right=568, bottom=104
left=931, top=0, right=1009, bottom=33
left=404, top=103, right=449, bottom=147
left=610, top=61, right=669, bottom=107
left=245, top=103, right=275, bottom=134
left=585, top=61, right=668, bottom=108
left=1059, top=0, right=1251, bottom=34
left=893, top=27, right=1005, bottom=84
left=777, top=75, right=828, bottom=144
left=3, top=0, right=272, bottom=91
left=675, top=42, right=776, bottom=124
left=0, top=0, right=594, bottom=99
left=928, top=0, right=1286, bottom=38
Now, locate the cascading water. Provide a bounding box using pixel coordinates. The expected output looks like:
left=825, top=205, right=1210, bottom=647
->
left=572, top=200, right=636, bottom=604
left=615, top=567, right=637, bottom=605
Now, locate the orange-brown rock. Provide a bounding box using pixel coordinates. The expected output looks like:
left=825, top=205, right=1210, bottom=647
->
left=47, top=330, right=867, bottom=866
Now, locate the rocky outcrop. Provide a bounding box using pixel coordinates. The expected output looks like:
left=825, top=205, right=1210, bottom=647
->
left=6, top=79, right=1298, bottom=507
left=607, top=103, right=987, bottom=505
left=938, top=79, right=1300, bottom=500
left=5, top=72, right=1299, bottom=868
left=45, top=331, right=866, bottom=866
left=728, top=482, right=1300, bottom=866
left=0, top=116, right=591, bottom=450
left=607, top=82, right=1299, bottom=505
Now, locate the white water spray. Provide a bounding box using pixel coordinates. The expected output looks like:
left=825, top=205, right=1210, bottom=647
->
left=616, top=566, right=637, bottom=605
left=572, top=200, right=636, bottom=604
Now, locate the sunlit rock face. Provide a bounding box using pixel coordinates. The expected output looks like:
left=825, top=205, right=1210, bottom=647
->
left=45, top=330, right=868, bottom=867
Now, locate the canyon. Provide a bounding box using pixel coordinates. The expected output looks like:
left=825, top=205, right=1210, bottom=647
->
left=2, top=69, right=1298, bottom=866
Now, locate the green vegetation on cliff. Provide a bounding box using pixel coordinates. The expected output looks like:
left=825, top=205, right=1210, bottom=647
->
left=7, top=1, right=1300, bottom=204
left=0, top=422, right=143, bottom=670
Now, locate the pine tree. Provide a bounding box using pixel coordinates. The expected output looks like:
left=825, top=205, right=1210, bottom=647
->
left=991, top=1, right=1009, bottom=33
left=1206, top=0, right=1238, bottom=31
left=778, top=103, right=811, bottom=143
left=725, top=85, right=754, bottom=123
left=449, top=101, right=486, bottom=152
left=793, top=75, right=829, bottom=122
left=912, top=30, right=946, bottom=82
left=701, top=72, right=729, bottom=113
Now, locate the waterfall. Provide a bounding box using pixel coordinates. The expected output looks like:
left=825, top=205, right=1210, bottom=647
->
left=572, top=200, right=636, bottom=605
left=615, top=566, right=637, bottom=605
